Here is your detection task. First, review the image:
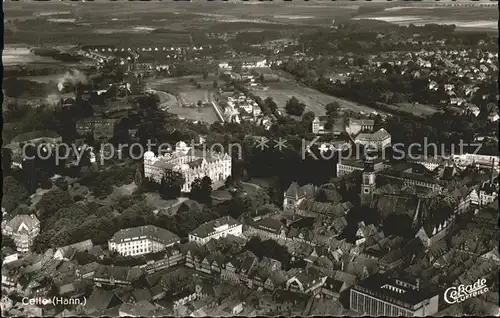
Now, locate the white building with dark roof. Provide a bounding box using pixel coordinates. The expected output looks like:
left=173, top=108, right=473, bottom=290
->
left=188, top=216, right=242, bottom=245
left=108, top=225, right=180, bottom=257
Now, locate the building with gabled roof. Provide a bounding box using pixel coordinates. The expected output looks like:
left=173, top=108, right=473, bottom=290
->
left=188, top=216, right=242, bottom=245
left=283, top=182, right=316, bottom=211
left=108, top=225, right=180, bottom=257
left=54, top=240, right=94, bottom=261
left=2, top=214, right=40, bottom=253
left=415, top=197, right=455, bottom=247
left=286, top=267, right=327, bottom=296
left=248, top=217, right=287, bottom=240
left=298, top=199, right=351, bottom=217
left=346, top=118, right=374, bottom=135
left=93, top=265, right=144, bottom=287
left=370, top=193, right=428, bottom=223
left=321, top=276, right=348, bottom=300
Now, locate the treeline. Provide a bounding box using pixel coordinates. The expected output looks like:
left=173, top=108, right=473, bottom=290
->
left=31, top=48, right=83, bottom=62
left=3, top=78, right=52, bottom=98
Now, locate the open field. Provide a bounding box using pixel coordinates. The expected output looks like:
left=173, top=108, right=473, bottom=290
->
left=353, top=6, right=498, bottom=31
left=3, top=46, right=66, bottom=66
left=21, top=73, right=68, bottom=84
left=375, top=102, right=462, bottom=117
left=388, top=102, right=440, bottom=117
left=251, top=72, right=387, bottom=117
left=147, top=75, right=220, bottom=123
left=6, top=2, right=496, bottom=47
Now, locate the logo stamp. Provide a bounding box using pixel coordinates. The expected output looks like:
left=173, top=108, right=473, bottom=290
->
left=443, top=278, right=489, bottom=305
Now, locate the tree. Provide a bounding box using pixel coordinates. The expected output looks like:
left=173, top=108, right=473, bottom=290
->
left=54, top=178, right=69, bottom=191
left=35, top=188, right=74, bottom=221
left=200, top=176, right=213, bottom=204
left=241, top=169, right=250, bottom=182
left=285, top=96, right=306, bottom=116
left=134, top=169, right=143, bottom=186
left=2, top=176, right=29, bottom=213
left=315, top=190, right=328, bottom=202
left=302, top=111, right=316, bottom=123
left=1, top=235, right=17, bottom=252
left=324, top=119, right=334, bottom=130
left=92, top=174, right=114, bottom=198
left=264, top=97, right=278, bottom=114
left=2, top=148, right=13, bottom=176
left=326, top=102, right=340, bottom=117
left=159, top=171, right=184, bottom=200
left=234, top=62, right=243, bottom=74
left=190, top=176, right=212, bottom=204
left=225, top=175, right=234, bottom=188
left=75, top=149, right=92, bottom=172
left=95, top=205, right=114, bottom=219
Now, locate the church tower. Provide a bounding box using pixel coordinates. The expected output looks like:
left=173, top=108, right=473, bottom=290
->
left=361, top=159, right=376, bottom=205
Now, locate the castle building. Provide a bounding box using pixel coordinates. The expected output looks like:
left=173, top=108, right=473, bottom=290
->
left=143, top=141, right=231, bottom=193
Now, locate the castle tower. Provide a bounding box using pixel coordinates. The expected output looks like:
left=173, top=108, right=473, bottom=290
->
left=361, top=158, right=376, bottom=206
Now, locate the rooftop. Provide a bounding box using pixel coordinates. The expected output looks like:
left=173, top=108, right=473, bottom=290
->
left=6, top=214, right=39, bottom=233
left=252, top=217, right=284, bottom=234
left=119, top=300, right=156, bottom=317
left=285, top=182, right=315, bottom=199
left=353, top=273, right=437, bottom=309
left=110, top=225, right=180, bottom=245
left=94, top=265, right=144, bottom=282
left=355, top=128, right=391, bottom=142
left=10, top=130, right=61, bottom=143
left=349, top=118, right=375, bottom=126
left=190, top=216, right=241, bottom=239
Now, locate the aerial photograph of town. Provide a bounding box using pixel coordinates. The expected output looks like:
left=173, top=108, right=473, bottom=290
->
left=1, top=0, right=498, bottom=317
